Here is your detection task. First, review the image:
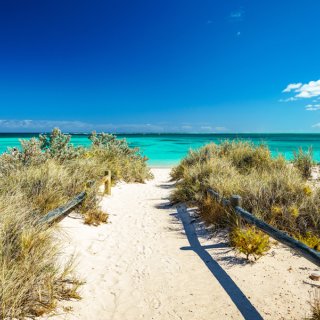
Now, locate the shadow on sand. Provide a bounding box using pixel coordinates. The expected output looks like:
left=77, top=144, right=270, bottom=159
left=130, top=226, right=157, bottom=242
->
left=175, top=204, right=263, bottom=320
left=156, top=181, right=263, bottom=319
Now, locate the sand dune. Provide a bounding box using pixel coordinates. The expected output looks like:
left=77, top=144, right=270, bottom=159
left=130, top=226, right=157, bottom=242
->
left=44, top=168, right=319, bottom=320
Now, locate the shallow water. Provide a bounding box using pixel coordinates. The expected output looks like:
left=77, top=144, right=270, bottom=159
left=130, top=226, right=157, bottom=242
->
left=1, top=133, right=320, bottom=166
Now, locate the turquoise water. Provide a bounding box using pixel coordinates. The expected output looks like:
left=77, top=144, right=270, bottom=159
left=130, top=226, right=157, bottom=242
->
left=0, top=133, right=320, bottom=166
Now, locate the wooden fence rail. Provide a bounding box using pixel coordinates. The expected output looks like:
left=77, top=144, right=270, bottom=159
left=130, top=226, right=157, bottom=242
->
left=39, top=191, right=87, bottom=225
left=207, top=189, right=320, bottom=267
left=39, top=171, right=112, bottom=225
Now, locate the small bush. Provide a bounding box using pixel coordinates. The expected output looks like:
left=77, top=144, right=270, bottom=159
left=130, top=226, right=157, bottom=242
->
left=296, top=232, right=320, bottom=251
left=229, top=227, right=270, bottom=261
left=293, top=147, right=314, bottom=179
left=84, top=209, right=108, bottom=226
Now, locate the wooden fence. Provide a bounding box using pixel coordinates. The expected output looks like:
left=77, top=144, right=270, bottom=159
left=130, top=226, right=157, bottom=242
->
left=207, top=189, right=320, bottom=267
left=39, top=170, right=112, bottom=225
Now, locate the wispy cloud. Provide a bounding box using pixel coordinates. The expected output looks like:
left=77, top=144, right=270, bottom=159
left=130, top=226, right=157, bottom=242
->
left=282, top=80, right=320, bottom=100
left=0, top=119, right=228, bottom=133
left=215, top=126, right=227, bottom=131
left=0, top=119, right=165, bottom=133
left=279, top=97, right=298, bottom=102
left=229, top=9, right=245, bottom=22
left=282, top=83, right=302, bottom=93
left=305, top=104, right=320, bottom=111
left=200, top=126, right=213, bottom=131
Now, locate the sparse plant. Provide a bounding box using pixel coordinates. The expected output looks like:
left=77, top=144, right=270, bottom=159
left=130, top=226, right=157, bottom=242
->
left=296, top=232, right=320, bottom=251
left=293, top=147, right=314, bottom=179
left=229, top=226, right=270, bottom=261
left=84, top=208, right=108, bottom=226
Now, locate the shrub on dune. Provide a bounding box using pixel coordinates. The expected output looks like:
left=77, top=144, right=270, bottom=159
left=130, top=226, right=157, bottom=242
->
left=0, top=195, right=80, bottom=318
left=293, top=147, right=314, bottom=179
left=171, top=141, right=320, bottom=260
left=0, top=128, right=152, bottom=318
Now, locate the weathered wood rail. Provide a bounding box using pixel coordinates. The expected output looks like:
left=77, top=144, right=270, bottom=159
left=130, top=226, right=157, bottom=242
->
left=39, top=171, right=112, bottom=225
left=39, top=191, right=87, bottom=225
left=207, top=189, right=320, bottom=267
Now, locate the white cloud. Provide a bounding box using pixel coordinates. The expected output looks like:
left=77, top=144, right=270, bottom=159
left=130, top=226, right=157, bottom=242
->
left=230, top=10, right=245, bottom=21
left=282, top=80, right=320, bottom=100
left=282, top=83, right=302, bottom=93
left=0, top=119, right=228, bottom=133
left=215, top=126, right=227, bottom=131
left=279, top=97, right=298, bottom=102
left=200, top=126, right=213, bottom=131
left=305, top=104, right=320, bottom=111
left=0, top=120, right=166, bottom=133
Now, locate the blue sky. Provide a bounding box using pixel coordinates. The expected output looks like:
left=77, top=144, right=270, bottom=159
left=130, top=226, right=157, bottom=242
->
left=0, top=0, right=320, bottom=133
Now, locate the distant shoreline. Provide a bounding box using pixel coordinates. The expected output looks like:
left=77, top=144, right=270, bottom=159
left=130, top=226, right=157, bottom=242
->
left=2, top=132, right=320, bottom=165
left=1, top=132, right=320, bottom=135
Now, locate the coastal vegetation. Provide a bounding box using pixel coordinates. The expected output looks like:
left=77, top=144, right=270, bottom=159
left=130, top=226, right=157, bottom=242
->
left=0, top=128, right=152, bottom=318
left=170, top=141, right=320, bottom=260
left=307, top=290, right=320, bottom=320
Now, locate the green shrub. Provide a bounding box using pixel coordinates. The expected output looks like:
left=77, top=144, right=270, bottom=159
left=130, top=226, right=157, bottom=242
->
left=296, top=232, right=320, bottom=251
left=293, top=147, right=314, bottom=179
left=229, top=227, right=270, bottom=261
left=0, top=128, right=152, bottom=318
left=171, top=141, right=320, bottom=251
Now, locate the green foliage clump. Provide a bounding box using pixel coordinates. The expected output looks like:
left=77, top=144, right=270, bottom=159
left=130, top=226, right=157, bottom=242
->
left=296, top=232, right=320, bottom=251
left=39, top=128, right=86, bottom=161
left=0, top=128, right=152, bottom=318
left=229, top=227, right=270, bottom=261
left=293, top=147, right=314, bottom=179
left=170, top=140, right=320, bottom=251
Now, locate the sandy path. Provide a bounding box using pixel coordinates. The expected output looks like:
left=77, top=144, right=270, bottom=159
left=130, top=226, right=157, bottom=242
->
left=47, top=168, right=318, bottom=320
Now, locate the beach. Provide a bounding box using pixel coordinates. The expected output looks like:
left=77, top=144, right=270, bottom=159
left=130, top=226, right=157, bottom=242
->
left=43, top=168, right=318, bottom=320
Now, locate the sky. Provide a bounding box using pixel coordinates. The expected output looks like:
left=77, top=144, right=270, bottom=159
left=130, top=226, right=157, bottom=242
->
left=0, top=0, right=320, bottom=133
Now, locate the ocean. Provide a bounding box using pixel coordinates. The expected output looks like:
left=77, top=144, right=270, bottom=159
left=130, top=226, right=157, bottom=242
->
left=0, top=133, right=320, bottom=167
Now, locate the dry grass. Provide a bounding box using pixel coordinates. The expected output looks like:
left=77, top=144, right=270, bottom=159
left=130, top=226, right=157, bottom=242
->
left=0, top=195, right=81, bottom=318
left=307, top=290, right=320, bottom=320
left=170, top=141, right=320, bottom=259
left=0, top=129, right=152, bottom=318
left=293, top=147, right=314, bottom=179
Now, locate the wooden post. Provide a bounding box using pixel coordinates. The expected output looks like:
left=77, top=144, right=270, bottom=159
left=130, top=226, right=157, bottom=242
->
left=105, top=170, right=111, bottom=195
left=230, top=195, right=242, bottom=208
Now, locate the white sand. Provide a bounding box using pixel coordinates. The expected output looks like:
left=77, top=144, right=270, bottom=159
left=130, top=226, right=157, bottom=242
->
left=45, top=168, right=319, bottom=320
